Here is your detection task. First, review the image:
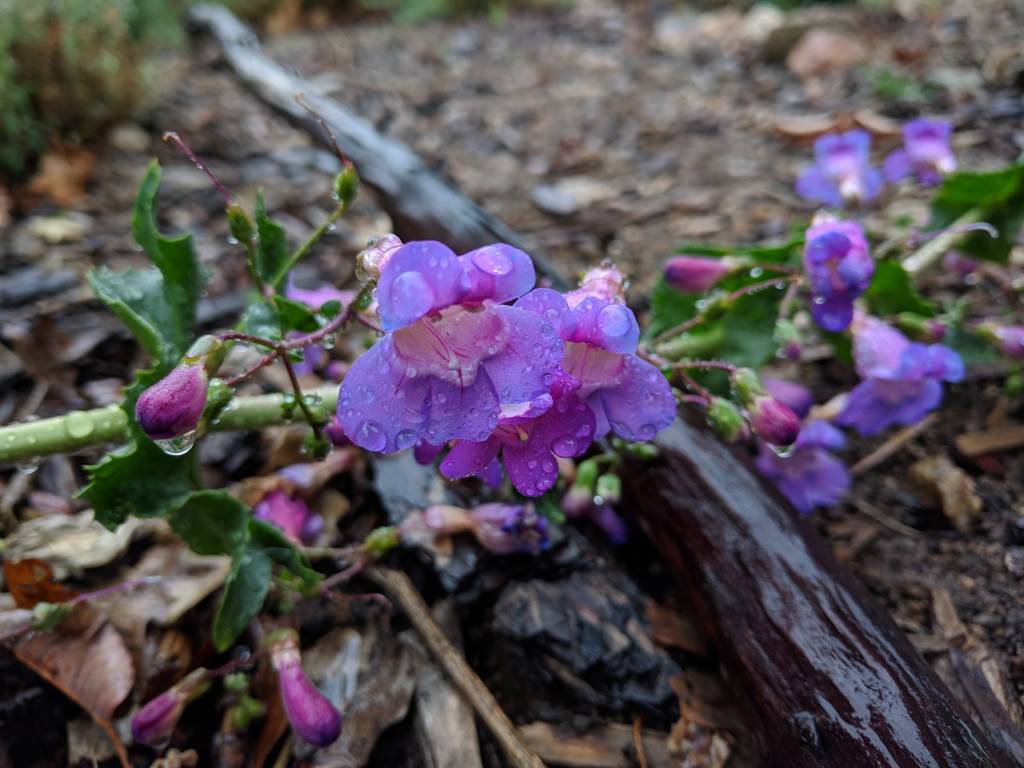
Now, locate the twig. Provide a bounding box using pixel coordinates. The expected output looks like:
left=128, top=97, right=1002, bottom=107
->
left=854, top=500, right=924, bottom=540
left=632, top=715, right=649, bottom=768
left=955, top=423, right=1024, bottom=458
left=365, top=567, right=546, bottom=768
left=850, top=413, right=937, bottom=477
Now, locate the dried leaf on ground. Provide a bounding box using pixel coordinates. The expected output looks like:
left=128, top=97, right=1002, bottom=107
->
left=26, top=145, right=97, bottom=208
left=3, top=558, right=76, bottom=607
left=518, top=721, right=673, bottom=768
left=787, top=29, right=869, bottom=78
left=909, top=455, right=983, bottom=531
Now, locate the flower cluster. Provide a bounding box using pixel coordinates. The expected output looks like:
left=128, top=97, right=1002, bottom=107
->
left=338, top=244, right=676, bottom=497
left=803, top=215, right=873, bottom=332
left=795, top=120, right=956, bottom=207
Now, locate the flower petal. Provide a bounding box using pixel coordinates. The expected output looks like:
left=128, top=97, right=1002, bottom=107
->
left=502, top=438, right=559, bottom=497
left=424, top=370, right=500, bottom=445
left=377, top=241, right=468, bottom=331
left=514, top=288, right=576, bottom=338
left=795, top=166, right=843, bottom=207
left=461, top=244, right=536, bottom=304
left=883, top=148, right=912, bottom=183
left=440, top=438, right=501, bottom=479
left=480, top=305, right=564, bottom=405
left=595, top=355, right=676, bottom=441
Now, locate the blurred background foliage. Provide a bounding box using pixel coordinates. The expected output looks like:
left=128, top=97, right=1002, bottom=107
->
left=0, top=0, right=861, bottom=179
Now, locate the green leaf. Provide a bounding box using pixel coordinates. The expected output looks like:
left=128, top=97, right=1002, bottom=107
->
left=929, top=164, right=1024, bottom=262
left=320, top=300, right=342, bottom=320
left=866, top=260, right=935, bottom=317
left=945, top=326, right=1000, bottom=367
left=645, top=279, right=698, bottom=340
left=168, top=491, right=251, bottom=556
left=254, top=193, right=289, bottom=285
left=241, top=298, right=282, bottom=341
left=79, top=371, right=195, bottom=530
left=717, top=288, right=783, bottom=368
left=213, top=548, right=272, bottom=652
left=87, top=268, right=171, bottom=363
left=131, top=160, right=205, bottom=359
left=672, top=234, right=805, bottom=264
left=248, top=518, right=320, bottom=586
left=274, top=296, right=320, bottom=333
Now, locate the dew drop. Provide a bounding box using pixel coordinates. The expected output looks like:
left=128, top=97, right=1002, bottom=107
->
left=396, top=430, right=417, bottom=450
left=17, top=458, right=41, bottom=475
left=65, top=411, right=94, bottom=440
left=749, top=267, right=764, bottom=278
left=473, top=247, right=514, bottom=276
left=552, top=436, right=576, bottom=456
left=155, top=430, right=198, bottom=456
left=356, top=420, right=387, bottom=451
left=226, top=235, right=239, bottom=245
left=770, top=444, right=794, bottom=458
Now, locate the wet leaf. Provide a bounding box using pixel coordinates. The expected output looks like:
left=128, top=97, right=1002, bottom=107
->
left=168, top=490, right=251, bottom=556
left=212, top=548, right=272, bottom=652
left=254, top=193, right=290, bottom=286
left=866, top=260, right=935, bottom=317
left=3, top=558, right=75, bottom=608
left=929, top=164, right=1024, bottom=263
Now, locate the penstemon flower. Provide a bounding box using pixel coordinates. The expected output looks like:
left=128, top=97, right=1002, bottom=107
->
left=883, top=118, right=956, bottom=187
left=836, top=315, right=963, bottom=435
left=337, top=242, right=563, bottom=453
left=270, top=629, right=342, bottom=747
left=131, top=668, right=210, bottom=746
left=803, top=215, right=873, bottom=332
left=795, top=129, right=884, bottom=208
left=755, top=420, right=850, bottom=514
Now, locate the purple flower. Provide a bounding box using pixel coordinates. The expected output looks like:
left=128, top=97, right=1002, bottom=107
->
left=762, top=377, right=813, bottom=419
left=803, top=216, right=873, bottom=332
left=663, top=255, right=734, bottom=294
left=253, top=490, right=322, bottom=545
left=131, top=668, right=210, bottom=746
left=337, top=242, right=563, bottom=453
left=324, top=415, right=349, bottom=446
left=979, top=324, right=1024, bottom=359
left=517, top=284, right=676, bottom=443
left=730, top=368, right=801, bottom=448
left=440, top=373, right=595, bottom=497
left=270, top=629, right=342, bottom=747
left=942, top=250, right=978, bottom=279
left=469, top=503, right=550, bottom=555
left=135, top=363, right=208, bottom=441
left=836, top=315, right=964, bottom=436
left=795, top=130, right=883, bottom=207
left=883, top=118, right=956, bottom=186
left=755, top=420, right=850, bottom=515
left=356, top=233, right=403, bottom=282
left=286, top=281, right=353, bottom=313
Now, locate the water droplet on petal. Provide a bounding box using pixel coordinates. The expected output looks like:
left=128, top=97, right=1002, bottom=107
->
left=527, top=459, right=538, bottom=469
left=355, top=420, right=387, bottom=452
left=155, top=430, right=198, bottom=456
left=552, top=437, right=576, bottom=456
left=597, top=304, right=632, bottom=340
left=396, top=430, right=417, bottom=449
left=473, top=247, right=514, bottom=276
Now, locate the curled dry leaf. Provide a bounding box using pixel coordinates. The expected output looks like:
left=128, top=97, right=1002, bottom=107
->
left=773, top=113, right=840, bottom=141
left=3, top=557, right=76, bottom=608
left=909, top=454, right=983, bottom=532
left=25, top=145, right=97, bottom=208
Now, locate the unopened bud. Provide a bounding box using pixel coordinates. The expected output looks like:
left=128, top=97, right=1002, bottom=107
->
left=324, top=415, right=349, bottom=447
left=356, top=234, right=402, bottom=283
left=595, top=473, right=622, bottom=504
left=773, top=319, right=802, bottom=361
left=227, top=204, right=255, bottom=243
left=979, top=323, right=1024, bottom=359
left=749, top=396, right=801, bottom=447
left=135, top=363, right=208, bottom=442
left=762, top=377, right=813, bottom=420
left=729, top=367, right=765, bottom=407
left=561, top=483, right=594, bottom=517
left=333, top=164, right=359, bottom=206
left=131, top=668, right=210, bottom=746
left=706, top=397, right=748, bottom=443
left=664, top=255, right=736, bottom=294
left=269, top=629, right=342, bottom=747
left=896, top=313, right=947, bottom=343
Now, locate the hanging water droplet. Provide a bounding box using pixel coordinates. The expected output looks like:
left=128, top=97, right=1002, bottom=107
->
left=320, top=335, right=336, bottom=350
left=326, top=223, right=337, bottom=232
left=774, top=281, right=786, bottom=290
left=155, top=430, right=198, bottom=456
left=16, top=458, right=41, bottom=475
left=769, top=444, right=794, bottom=458
left=226, top=235, right=239, bottom=245
left=65, top=411, right=94, bottom=440
left=749, top=267, right=764, bottom=278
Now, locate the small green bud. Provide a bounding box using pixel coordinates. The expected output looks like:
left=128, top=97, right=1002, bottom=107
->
left=575, top=457, right=600, bottom=490
left=229, top=694, right=266, bottom=731
left=354, top=285, right=375, bottom=311
left=706, top=397, right=747, bottom=443
left=624, top=441, right=659, bottom=459
left=223, top=672, right=250, bottom=694
left=303, top=430, right=331, bottom=460
left=32, top=601, right=71, bottom=631
left=595, top=473, right=622, bottom=504
left=320, top=299, right=342, bottom=319
left=364, top=526, right=400, bottom=556
left=729, top=367, right=765, bottom=407
left=227, top=204, right=256, bottom=243
left=333, top=164, right=359, bottom=206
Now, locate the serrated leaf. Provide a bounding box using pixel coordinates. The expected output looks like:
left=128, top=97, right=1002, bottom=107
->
left=248, top=518, right=320, bottom=586
left=929, top=164, right=1024, bottom=262
left=79, top=371, right=195, bottom=530
left=213, top=548, right=272, bottom=652
left=168, top=491, right=251, bottom=556
left=866, top=260, right=935, bottom=317
left=131, top=160, right=205, bottom=358
left=87, top=268, right=171, bottom=363
left=254, top=193, right=289, bottom=286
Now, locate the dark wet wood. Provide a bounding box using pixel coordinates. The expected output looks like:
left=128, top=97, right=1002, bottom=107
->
left=625, top=416, right=1019, bottom=768
left=188, top=4, right=568, bottom=289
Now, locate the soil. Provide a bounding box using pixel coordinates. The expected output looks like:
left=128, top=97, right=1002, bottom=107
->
left=2, top=0, right=1024, bottom=765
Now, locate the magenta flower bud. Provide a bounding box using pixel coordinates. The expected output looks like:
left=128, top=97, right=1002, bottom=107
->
left=324, top=415, right=349, bottom=447
left=131, top=668, right=209, bottom=746
left=748, top=396, right=802, bottom=448
left=253, top=490, right=322, bottom=545
left=356, top=233, right=403, bottom=282
left=471, top=503, right=550, bottom=555
left=270, top=629, right=342, bottom=747
left=980, top=324, right=1024, bottom=359
left=762, top=377, right=813, bottom=420
left=663, top=255, right=734, bottom=294
left=135, top=362, right=208, bottom=441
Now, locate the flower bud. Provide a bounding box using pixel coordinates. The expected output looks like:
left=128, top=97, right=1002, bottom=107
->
left=131, top=668, right=210, bottom=746
left=773, top=319, right=801, bottom=361
left=253, top=490, right=322, bottom=545
left=324, top=416, right=350, bottom=447
left=762, top=377, right=813, bottom=420
left=575, top=264, right=627, bottom=303
left=729, top=367, right=765, bottom=407
left=979, top=323, right=1024, bottom=359
left=135, top=362, right=208, bottom=442
left=471, top=503, right=550, bottom=555
left=896, top=313, right=947, bottom=343
left=269, top=629, right=342, bottom=747
left=226, top=204, right=255, bottom=244
left=748, top=396, right=801, bottom=448
left=595, top=473, right=621, bottom=505
left=561, top=483, right=594, bottom=517
left=663, top=255, right=735, bottom=294
left=706, top=397, right=748, bottom=443
left=356, top=234, right=402, bottom=283
left=333, top=164, right=360, bottom=206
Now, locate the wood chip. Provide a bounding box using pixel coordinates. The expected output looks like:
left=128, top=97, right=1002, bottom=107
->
left=518, top=722, right=671, bottom=768
left=955, top=423, right=1024, bottom=458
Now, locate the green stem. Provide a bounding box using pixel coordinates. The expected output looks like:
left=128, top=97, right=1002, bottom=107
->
left=0, top=386, right=339, bottom=465
left=902, top=207, right=983, bottom=275
left=270, top=202, right=349, bottom=290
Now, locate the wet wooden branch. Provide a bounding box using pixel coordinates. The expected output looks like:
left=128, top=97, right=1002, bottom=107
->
left=188, top=4, right=567, bottom=288
left=625, top=416, right=1019, bottom=768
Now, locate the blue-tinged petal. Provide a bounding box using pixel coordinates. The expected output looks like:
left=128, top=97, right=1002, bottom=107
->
left=595, top=355, right=675, bottom=442
left=461, top=244, right=536, bottom=304
left=480, top=305, right=564, bottom=406
left=377, top=241, right=468, bottom=331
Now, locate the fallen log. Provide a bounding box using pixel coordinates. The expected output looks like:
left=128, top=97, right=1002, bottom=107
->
left=188, top=4, right=567, bottom=287
left=626, top=417, right=1018, bottom=768
left=189, top=8, right=1020, bottom=766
